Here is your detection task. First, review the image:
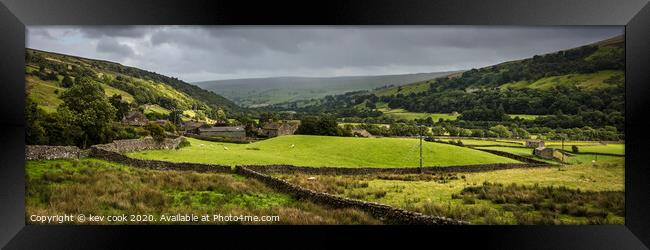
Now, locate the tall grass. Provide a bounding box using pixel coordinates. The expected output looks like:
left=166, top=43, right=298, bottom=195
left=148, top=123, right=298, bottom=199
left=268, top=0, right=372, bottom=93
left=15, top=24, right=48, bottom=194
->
left=26, top=159, right=380, bottom=225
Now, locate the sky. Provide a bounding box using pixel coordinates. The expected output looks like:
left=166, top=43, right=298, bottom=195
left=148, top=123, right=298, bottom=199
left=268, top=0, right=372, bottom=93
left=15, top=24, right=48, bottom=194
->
left=27, top=26, right=623, bottom=82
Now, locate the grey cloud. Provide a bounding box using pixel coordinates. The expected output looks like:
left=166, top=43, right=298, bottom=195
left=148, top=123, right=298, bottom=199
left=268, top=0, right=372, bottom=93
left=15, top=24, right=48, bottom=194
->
left=80, top=26, right=152, bottom=38
left=96, top=38, right=135, bottom=58
left=27, top=26, right=623, bottom=82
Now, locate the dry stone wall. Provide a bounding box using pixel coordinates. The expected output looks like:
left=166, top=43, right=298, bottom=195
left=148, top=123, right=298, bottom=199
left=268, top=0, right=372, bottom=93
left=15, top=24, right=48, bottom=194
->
left=89, top=137, right=230, bottom=173
left=472, top=148, right=550, bottom=164
left=235, top=166, right=468, bottom=225
left=241, top=163, right=552, bottom=175
left=26, top=145, right=81, bottom=160
left=92, top=137, right=184, bottom=153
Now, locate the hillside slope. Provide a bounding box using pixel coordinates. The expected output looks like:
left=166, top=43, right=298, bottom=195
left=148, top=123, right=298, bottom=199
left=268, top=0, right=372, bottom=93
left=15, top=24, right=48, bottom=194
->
left=194, top=71, right=457, bottom=107
left=268, top=35, right=624, bottom=130
left=25, top=49, right=243, bottom=121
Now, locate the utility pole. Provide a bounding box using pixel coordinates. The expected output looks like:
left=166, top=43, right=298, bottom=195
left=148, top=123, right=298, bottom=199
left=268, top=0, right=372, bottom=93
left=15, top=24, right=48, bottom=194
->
left=419, top=126, right=423, bottom=173
left=562, top=136, right=564, bottom=162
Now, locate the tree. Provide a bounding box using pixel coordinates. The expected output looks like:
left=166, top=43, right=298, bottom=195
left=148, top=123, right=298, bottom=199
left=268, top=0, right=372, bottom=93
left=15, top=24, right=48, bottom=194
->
left=58, top=78, right=117, bottom=147
left=61, top=75, right=74, bottom=88
left=572, top=145, right=579, bottom=153
left=296, top=115, right=339, bottom=136
left=25, top=98, right=47, bottom=144
left=109, top=94, right=131, bottom=121
left=144, top=123, right=165, bottom=142
left=489, top=125, right=512, bottom=138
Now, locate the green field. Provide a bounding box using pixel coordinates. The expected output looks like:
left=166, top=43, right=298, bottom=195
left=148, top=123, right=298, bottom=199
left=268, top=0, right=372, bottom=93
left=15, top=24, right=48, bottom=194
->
left=474, top=146, right=623, bottom=165
left=447, top=138, right=523, bottom=146
left=544, top=141, right=602, bottom=146
left=142, top=104, right=171, bottom=115
left=128, top=136, right=520, bottom=168
left=102, top=83, right=135, bottom=103
left=378, top=108, right=459, bottom=122
left=548, top=144, right=624, bottom=155
left=26, top=158, right=379, bottom=225
left=277, top=157, right=624, bottom=224
left=508, top=114, right=544, bottom=120
left=26, top=75, right=65, bottom=113
left=338, top=122, right=390, bottom=128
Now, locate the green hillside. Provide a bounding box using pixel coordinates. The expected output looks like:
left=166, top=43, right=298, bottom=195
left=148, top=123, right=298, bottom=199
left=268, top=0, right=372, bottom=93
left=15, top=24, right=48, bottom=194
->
left=271, top=35, right=624, bottom=135
left=372, top=71, right=463, bottom=97
left=25, top=48, right=243, bottom=120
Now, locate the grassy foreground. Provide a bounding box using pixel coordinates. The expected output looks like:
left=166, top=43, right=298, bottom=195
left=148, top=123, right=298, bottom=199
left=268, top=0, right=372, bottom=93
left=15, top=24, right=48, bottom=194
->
left=128, top=136, right=520, bottom=168
left=276, top=157, right=624, bottom=225
left=26, top=159, right=380, bottom=225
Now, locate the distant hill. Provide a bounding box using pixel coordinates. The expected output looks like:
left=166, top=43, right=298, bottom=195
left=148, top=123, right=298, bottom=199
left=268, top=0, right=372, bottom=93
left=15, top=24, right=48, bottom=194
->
left=194, top=71, right=457, bottom=107
left=25, top=48, right=243, bottom=122
left=268, top=35, right=624, bottom=127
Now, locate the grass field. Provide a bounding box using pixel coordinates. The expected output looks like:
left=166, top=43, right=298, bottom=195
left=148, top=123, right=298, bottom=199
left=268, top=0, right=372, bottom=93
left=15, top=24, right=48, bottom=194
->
left=142, top=104, right=171, bottom=116
left=26, top=75, right=65, bottom=113
left=26, top=158, right=380, bottom=225
left=447, top=139, right=524, bottom=146
left=277, top=157, right=624, bottom=224
left=474, top=146, right=623, bottom=165
left=548, top=144, right=624, bottom=155
left=128, top=136, right=520, bottom=168
left=102, top=83, right=135, bottom=103
left=544, top=141, right=603, bottom=146
left=508, top=114, right=544, bottom=120
left=338, top=122, right=390, bottom=128
left=27, top=75, right=136, bottom=112
left=378, top=108, right=459, bottom=122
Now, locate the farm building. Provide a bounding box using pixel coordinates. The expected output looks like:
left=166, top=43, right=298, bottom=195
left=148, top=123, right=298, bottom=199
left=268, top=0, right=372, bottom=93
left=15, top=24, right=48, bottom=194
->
left=122, top=111, right=148, bottom=126
left=259, top=121, right=300, bottom=137
left=351, top=129, right=372, bottom=138
left=182, top=120, right=206, bottom=134
left=197, top=126, right=246, bottom=140
left=525, top=139, right=545, bottom=148
left=533, top=147, right=568, bottom=161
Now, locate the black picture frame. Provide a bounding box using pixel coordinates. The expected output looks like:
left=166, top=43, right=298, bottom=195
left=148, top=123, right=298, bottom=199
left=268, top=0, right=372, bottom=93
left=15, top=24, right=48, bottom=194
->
left=1, top=0, right=648, bottom=249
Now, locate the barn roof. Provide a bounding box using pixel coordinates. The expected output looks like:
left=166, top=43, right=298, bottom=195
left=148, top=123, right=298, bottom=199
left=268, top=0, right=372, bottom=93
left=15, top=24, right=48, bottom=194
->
left=198, top=126, right=244, bottom=132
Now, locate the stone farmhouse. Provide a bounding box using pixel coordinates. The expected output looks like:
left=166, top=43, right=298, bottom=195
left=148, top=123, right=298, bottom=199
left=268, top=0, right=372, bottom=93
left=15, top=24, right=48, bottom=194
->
left=260, top=121, right=300, bottom=137
left=122, top=111, right=148, bottom=126
left=197, top=126, right=246, bottom=140
left=525, top=139, right=545, bottom=148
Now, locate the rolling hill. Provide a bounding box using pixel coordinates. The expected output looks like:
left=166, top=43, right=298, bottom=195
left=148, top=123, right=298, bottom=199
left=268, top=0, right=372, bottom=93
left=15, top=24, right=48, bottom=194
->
left=25, top=48, right=243, bottom=121
left=269, top=35, right=624, bottom=126
left=194, top=71, right=457, bottom=107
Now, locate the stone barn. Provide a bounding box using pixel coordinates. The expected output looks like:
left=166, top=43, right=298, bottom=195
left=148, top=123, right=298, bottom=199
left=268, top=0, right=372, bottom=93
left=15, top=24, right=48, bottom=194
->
left=533, top=147, right=568, bottom=161
left=182, top=120, right=205, bottom=134
left=260, top=121, right=300, bottom=137
left=197, top=126, right=246, bottom=140
left=525, top=139, right=545, bottom=148
left=351, top=129, right=372, bottom=138
left=122, top=111, right=148, bottom=126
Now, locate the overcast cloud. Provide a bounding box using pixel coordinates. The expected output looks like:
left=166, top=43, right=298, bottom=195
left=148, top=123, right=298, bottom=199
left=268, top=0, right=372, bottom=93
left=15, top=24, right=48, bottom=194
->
left=27, top=26, right=623, bottom=82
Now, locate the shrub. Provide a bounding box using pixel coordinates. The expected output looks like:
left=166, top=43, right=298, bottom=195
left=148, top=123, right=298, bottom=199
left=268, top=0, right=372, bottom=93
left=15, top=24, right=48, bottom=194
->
left=572, top=145, right=579, bottom=153
left=177, top=137, right=191, bottom=149
left=144, top=123, right=165, bottom=142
